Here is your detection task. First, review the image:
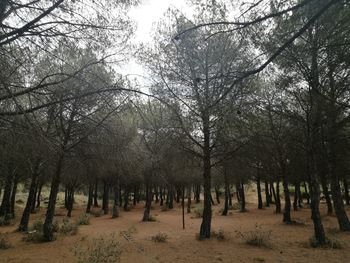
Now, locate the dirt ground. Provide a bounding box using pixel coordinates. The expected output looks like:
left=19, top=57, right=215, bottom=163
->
left=1, top=189, right=350, bottom=263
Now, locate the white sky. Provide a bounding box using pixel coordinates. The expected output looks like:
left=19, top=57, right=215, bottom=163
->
left=118, top=0, right=192, bottom=81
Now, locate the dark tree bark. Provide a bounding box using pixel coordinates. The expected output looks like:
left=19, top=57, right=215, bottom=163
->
left=142, top=183, right=152, bottom=221
left=102, top=180, right=109, bottom=215
left=222, top=170, right=229, bottom=216
left=30, top=182, right=38, bottom=213
left=257, top=173, right=263, bottom=210
left=168, top=185, right=174, bottom=209
left=182, top=186, right=185, bottom=229
left=19, top=165, right=39, bottom=232
left=0, top=166, right=14, bottom=217
left=36, top=182, right=43, bottom=208
left=344, top=178, right=350, bottom=206
left=215, top=186, right=220, bottom=204
left=123, top=187, right=129, bottom=211
left=155, top=187, right=159, bottom=203
left=10, top=173, right=19, bottom=218
left=93, top=178, right=99, bottom=207
left=282, top=170, right=292, bottom=223
left=320, top=174, right=333, bottom=215
left=86, top=182, right=93, bottom=213
left=160, top=188, right=164, bottom=206
left=64, top=188, right=68, bottom=209
left=43, top=154, right=64, bottom=242
left=67, top=188, right=74, bottom=217
left=228, top=185, right=232, bottom=206
left=275, top=179, right=281, bottom=214
left=303, top=182, right=310, bottom=204
left=293, top=182, right=300, bottom=211
left=133, top=185, right=138, bottom=206
left=112, top=176, right=120, bottom=218
left=187, top=186, right=191, bottom=213
left=265, top=181, right=271, bottom=207
left=239, top=183, right=246, bottom=212
left=195, top=184, right=200, bottom=203
left=270, top=181, right=276, bottom=204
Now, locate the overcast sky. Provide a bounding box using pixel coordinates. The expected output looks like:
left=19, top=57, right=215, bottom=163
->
left=118, top=0, right=192, bottom=80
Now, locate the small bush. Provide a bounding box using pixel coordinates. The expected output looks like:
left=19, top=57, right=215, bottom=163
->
left=90, top=209, right=103, bottom=217
left=59, top=218, right=78, bottom=235
left=193, top=206, right=203, bottom=218
left=308, top=236, right=343, bottom=249
left=148, top=215, right=157, bottom=222
left=76, top=213, right=90, bottom=225
left=31, top=219, right=44, bottom=232
left=161, top=206, right=170, bottom=212
left=235, top=224, right=272, bottom=248
left=211, top=228, right=227, bottom=241
left=74, top=234, right=121, bottom=263
left=151, top=232, right=168, bottom=243
left=0, top=233, right=11, bottom=249
left=23, top=230, right=46, bottom=243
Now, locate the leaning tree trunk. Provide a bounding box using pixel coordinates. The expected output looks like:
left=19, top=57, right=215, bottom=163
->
left=36, top=182, right=43, bottom=209
left=9, top=173, right=19, bottom=218
left=19, top=166, right=39, bottom=232
left=239, top=183, right=246, bottom=212
left=30, top=182, right=38, bottom=213
left=43, top=154, right=64, bottom=242
left=303, top=182, right=310, bottom=205
left=0, top=166, right=14, bottom=217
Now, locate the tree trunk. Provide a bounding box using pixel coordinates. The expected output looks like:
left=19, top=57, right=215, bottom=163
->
left=265, top=181, right=270, bottom=207
left=43, top=154, right=64, bottom=242
left=93, top=179, right=99, bottom=207
left=199, top=153, right=212, bottom=238
left=36, top=182, right=43, bottom=208
left=102, top=180, right=109, bottom=215
left=112, top=176, right=120, bottom=218
left=67, top=189, right=74, bottom=217
left=159, top=188, right=164, bottom=206
left=10, top=173, right=19, bottom=218
left=228, top=185, right=232, bottom=206
left=86, top=182, right=93, bottom=213
left=257, top=173, right=263, bottom=210
left=293, top=182, right=300, bottom=211
left=0, top=166, right=14, bottom=217
left=19, top=168, right=39, bottom=232
left=142, top=183, right=152, bottom=221
left=215, top=186, right=220, bottom=204
left=239, top=183, right=246, bottom=212
left=344, top=178, right=350, bottom=206
left=304, top=182, right=310, bottom=205
left=187, top=186, right=191, bottom=213
left=320, top=174, right=333, bottom=215
left=275, top=179, right=281, bottom=214
left=182, top=186, right=185, bottom=229
left=123, top=187, right=129, bottom=211
left=222, top=170, right=229, bottom=216
left=168, top=185, right=174, bottom=209
left=282, top=171, right=292, bottom=223
left=195, top=184, right=200, bottom=203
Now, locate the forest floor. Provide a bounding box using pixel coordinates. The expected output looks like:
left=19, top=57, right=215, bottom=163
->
left=1, top=188, right=350, bottom=263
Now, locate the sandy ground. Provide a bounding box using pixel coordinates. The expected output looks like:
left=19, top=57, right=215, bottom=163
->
left=1, top=189, right=350, bottom=263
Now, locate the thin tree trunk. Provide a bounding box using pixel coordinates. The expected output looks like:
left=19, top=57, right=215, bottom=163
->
left=265, top=181, right=270, bottom=207
left=86, top=182, right=93, bottom=213
left=112, top=176, right=120, bottom=218
left=344, top=178, right=350, bottom=206
left=222, top=170, right=229, bottom=216
left=257, top=173, right=263, bottom=210
left=215, top=186, right=220, bottom=204
left=320, top=174, right=333, bottom=215
left=142, top=183, right=152, bottom=221
left=240, top=183, right=246, bottom=212
left=102, top=180, right=109, bottom=215
left=10, top=173, right=19, bottom=218
left=67, top=189, right=74, bottom=217
left=282, top=172, right=292, bottom=223
left=93, top=179, right=99, bottom=207
left=0, top=166, right=14, bottom=217
left=275, top=179, right=281, bottom=214
left=19, top=167, right=39, bottom=232
left=36, top=182, right=42, bottom=208
left=187, top=186, right=191, bottom=213
left=168, top=185, right=174, bottom=209
left=43, top=154, right=64, bottom=242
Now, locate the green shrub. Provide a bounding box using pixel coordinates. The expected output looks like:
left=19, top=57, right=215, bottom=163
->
left=74, top=234, right=121, bottom=263
left=90, top=209, right=103, bottom=217
left=235, top=224, right=272, bottom=248
left=0, top=233, right=11, bottom=249
left=76, top=213, right=90, bottom=225
left=59, top=218, right=78, bottom=235
left=31, top=219, right=44, bottom=232
left=151, top=232, right=168, bottom=243
left=193, top=206, right=203, bottom=218
left=23, top=230, right=46, bottom=243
